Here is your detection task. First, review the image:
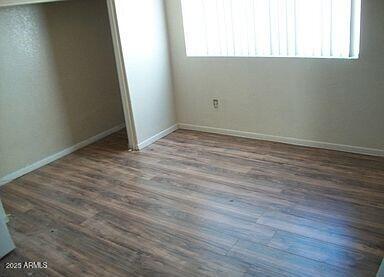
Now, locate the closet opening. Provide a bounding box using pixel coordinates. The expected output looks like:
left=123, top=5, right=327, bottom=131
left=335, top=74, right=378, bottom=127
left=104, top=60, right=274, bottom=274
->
left=0, top=0, right=137, bottom=184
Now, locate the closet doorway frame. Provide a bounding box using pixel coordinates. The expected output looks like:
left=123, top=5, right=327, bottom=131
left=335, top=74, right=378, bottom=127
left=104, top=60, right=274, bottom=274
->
left=106, top=0, right=138, bottom=150
left=0, top=0, right=139, bottom=150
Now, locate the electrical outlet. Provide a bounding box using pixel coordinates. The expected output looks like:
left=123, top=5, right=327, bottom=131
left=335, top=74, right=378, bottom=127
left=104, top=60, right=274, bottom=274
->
left=213, top=99, right=219, bottom=109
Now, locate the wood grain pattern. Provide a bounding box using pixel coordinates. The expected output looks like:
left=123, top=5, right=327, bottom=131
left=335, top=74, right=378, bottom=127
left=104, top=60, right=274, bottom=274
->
left=0, top=129, right=383, bottom=276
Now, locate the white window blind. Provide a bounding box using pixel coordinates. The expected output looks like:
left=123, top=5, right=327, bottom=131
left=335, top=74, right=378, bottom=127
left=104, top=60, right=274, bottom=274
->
left=181, top=0, right=361, bottom=58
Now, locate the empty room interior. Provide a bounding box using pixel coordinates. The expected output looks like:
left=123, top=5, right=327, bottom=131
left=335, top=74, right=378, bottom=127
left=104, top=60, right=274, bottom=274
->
left=0, top=0, right=383, bottom=276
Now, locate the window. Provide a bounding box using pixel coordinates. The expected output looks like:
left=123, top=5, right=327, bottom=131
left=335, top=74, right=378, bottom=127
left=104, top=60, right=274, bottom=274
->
left=181, top=0, right=361, bottom=59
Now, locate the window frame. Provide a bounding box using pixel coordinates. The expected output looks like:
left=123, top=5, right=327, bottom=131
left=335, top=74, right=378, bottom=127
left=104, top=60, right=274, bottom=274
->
left=181, top=0, right=362, bottom=59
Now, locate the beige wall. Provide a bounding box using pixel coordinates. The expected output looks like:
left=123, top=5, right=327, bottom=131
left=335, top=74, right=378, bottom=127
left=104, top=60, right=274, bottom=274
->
left=114, top=0, right=177, bottom=147
left=0, top=0, right=124, bottom=178
left=165, top=0, right=384, bottom=152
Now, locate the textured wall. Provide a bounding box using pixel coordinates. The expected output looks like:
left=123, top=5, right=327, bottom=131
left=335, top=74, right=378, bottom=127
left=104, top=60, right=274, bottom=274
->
left=114, top=0, right=176, bottom=146
left=0, top=0, right=124, bottom=178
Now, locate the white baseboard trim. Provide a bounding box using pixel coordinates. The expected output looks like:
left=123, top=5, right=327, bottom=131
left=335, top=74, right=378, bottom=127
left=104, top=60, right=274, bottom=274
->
left=138, top=124, right=178, bottom=150
left=1, top=122, right=382, bottom=187
left=178, top=123, right=384, bottom=157
left=0, top=124, right=125, bottom=187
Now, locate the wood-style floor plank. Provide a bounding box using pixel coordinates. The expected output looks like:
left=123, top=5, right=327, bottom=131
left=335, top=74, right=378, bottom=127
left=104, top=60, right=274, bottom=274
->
left=0, top=129, right=383, bottom=276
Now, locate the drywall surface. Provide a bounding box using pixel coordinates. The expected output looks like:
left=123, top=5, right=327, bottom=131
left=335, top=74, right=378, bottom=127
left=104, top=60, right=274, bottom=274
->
left=114, top=0, right=176, bottom=145
left=165, top=0, right=384, bottom=151
left=0, top=0, right=124, bottom=178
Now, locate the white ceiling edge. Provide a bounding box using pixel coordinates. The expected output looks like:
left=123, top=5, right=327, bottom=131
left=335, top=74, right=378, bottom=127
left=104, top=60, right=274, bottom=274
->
left=0, top=0, right=67, bottom=7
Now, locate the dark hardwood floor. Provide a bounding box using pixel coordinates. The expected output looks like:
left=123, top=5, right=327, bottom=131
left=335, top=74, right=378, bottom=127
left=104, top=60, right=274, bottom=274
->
left=0, top=129, right=383, bottom=276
